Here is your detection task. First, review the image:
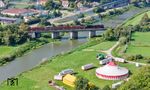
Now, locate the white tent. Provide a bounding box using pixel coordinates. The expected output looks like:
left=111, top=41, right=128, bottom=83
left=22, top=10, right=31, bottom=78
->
left=96, top=61, right=129, bottom=80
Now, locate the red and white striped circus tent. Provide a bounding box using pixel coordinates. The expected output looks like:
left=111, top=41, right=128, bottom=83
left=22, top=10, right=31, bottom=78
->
left=96, top=61, right=129, bottom=80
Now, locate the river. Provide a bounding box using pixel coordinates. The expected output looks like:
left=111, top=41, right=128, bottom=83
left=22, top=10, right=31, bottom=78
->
left=0, top=7, right=149, bottom=84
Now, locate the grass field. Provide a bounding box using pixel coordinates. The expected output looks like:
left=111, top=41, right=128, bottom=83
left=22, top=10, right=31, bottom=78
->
left=125, top=32, right=150, bottom=57
left=0, top=46, right=17, bottom=57
left=123, top=10, right=150, bottom=26
left=12, top=4, right=30, bottom=8
left=0, top=41, right=138, bottom=90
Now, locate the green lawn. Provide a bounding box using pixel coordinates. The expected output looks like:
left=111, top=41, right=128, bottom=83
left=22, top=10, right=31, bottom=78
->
left=125, top=32, right=150, bottom=57
left=0, top=41, right=137, bottom=90
left=13, top=4, right=30, bottom=8
left=0, top=46, right=17, bottom=57
left=83, top=41, right=116, bottom=52
left=123, top=10, right=150, bottom=26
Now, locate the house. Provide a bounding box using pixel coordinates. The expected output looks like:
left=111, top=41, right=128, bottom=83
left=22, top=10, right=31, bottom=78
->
left=77, top=1, right=83, bottom=8
left=1, top=8, right=38, bottom=16
left=0, top=0, right=5, bottom=8
left=0, top=17, right=21, bottom=24
left=38, top=0, right=47, bottom=5
left=24, top=16, right=32, bottom=22
left=61, top=0, right=69, bottom=8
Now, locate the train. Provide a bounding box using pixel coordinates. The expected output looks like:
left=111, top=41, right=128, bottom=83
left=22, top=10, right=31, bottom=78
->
left=30, top=25, right=104, bottom=31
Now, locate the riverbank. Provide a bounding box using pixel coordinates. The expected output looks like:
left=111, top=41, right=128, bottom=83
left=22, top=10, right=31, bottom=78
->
left=53, top=5, right=131, bottom=25
left=112, top=10, right=150, bottom=64
left=0, top=37, right=138, bottom=90
left=0, top=37, right=57, bottom=66
left=121, top=10, right=150, bottom=26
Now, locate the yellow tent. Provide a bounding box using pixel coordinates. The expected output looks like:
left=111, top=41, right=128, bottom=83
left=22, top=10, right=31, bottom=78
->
left=63, top=74, right=76, bottom=87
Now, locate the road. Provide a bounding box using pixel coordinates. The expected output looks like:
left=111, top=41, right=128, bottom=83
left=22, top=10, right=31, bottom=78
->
left=9, top=1, right=35, bottom=5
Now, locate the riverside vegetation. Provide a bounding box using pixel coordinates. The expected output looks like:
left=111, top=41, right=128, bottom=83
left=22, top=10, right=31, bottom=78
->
left=0, top=23, right=56, bottom=66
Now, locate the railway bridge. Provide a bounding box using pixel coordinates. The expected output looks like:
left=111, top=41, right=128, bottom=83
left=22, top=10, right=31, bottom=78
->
left=29, top=25, right=105, bottom=39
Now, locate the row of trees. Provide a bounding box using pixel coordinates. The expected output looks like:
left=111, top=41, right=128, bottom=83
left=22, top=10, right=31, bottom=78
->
left=132, top=13, right=150, bottom=32
left=0, top=23, right=29, bottom=46
left=103, top=13, right=150, bottom=45
left=103, top=26, right=132, bottom=43
left=102, top=25, right=149, bottom=54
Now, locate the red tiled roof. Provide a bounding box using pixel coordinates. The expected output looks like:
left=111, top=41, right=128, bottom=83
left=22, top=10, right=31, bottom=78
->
left=1, top=8, right=36, bottom=14
left=39, top=0, right=47, bottom=3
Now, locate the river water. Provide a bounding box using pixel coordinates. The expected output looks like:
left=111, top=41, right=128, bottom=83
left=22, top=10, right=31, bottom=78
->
left=0, top=7, right=149, bottom=84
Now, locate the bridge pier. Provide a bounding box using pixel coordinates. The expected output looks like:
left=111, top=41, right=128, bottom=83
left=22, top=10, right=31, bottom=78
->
left=29, top=32, right=41, bottom=38
left=70, top=31, right=78, bottom=39
left=51, top=32, right=60, bottom=39
left=89, top=31, right=96, bottom=38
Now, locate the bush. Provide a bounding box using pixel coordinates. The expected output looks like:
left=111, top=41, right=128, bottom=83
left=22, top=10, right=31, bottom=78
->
left=93, top=7, right=105, bottom=13
left=126, top=55, right=136, bottom=61
left=26, top=18, right=41, bottom=25
left=126, top=54, right=143, bottom=61
left=102, top=85, right=111, bottom=90
left=75, top=76, right=99, bottom=90
left=109, top=11, right=115, bottom=15
left=146, top=60, right=150, bottom=64
left=78, top=13, right=84, bottom=18
left=135, top=54, right=143, bottom=59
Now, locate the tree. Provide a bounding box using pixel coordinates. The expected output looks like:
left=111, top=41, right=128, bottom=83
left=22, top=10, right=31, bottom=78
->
left=45, top=0, right=54, bottom=10
left=75, top=76, right=99, bottom=90
left=140, top=13, right=150, bottom=25
left=52, top=10, right=62, bottom=17
left=18, top=23, right=29, bottom=44
left=88, top=82, right=99, bottom=90
left=0, top=23, right=31, bottom=46
left=93, top=7, right=105, bottom=13
left=81, top=18, right=85, bottom=23
left=3, top=29, right=13, bottom=46
left=118, top=66, right=150, bottom=90
left=75, top=76, right=89, bottom=90
left=39, top=18, right=51, bottom=26
left=135, top=54, right=143, bottom=59
left=103, top=28, right=115, bottom=41
left=19, top=23, right=29, bottom=32
left=119, top=37, right=128, bottom=45
left=78, top=13, right=85, bottom=18
left=45, top=0, right=60, bottom=10
left=73, top=20, right=80, bottom=25
left=102, top=85, right=111, bottom=90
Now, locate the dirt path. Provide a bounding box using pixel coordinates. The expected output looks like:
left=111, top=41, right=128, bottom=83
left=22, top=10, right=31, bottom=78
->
left=101, top=41, right=119, bottom=58
left=101, top=41, right=148, bottom=66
